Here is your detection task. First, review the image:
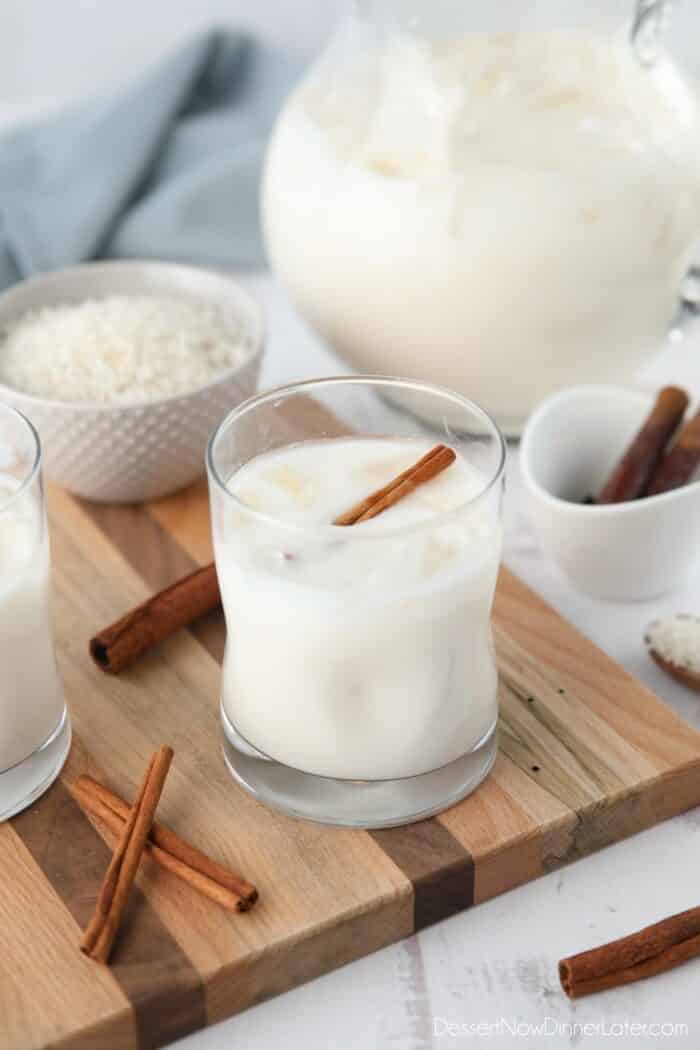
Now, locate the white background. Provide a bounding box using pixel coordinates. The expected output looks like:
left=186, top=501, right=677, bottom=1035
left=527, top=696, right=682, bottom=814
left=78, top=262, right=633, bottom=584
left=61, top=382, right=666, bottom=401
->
left=2, top=3, right=700, bottom=1048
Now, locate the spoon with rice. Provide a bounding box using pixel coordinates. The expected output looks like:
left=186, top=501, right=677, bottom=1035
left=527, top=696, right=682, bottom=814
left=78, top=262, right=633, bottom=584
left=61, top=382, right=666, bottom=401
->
left=645, top=615, right=700, bottom=693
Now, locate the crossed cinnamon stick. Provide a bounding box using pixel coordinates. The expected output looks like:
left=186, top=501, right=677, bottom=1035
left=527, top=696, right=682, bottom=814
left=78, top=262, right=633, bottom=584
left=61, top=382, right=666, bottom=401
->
left=77, top=748, right=257, bottom=964
left=81, top=747, right=173, bottom=963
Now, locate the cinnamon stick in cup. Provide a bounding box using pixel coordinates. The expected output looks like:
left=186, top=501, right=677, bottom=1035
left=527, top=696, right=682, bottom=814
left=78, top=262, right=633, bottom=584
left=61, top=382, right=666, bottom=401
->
left=559, top=905, right=700, bottom=998
left=90, top=444, right=457, bottom=673
left=644, top=409, right=700, bottom=497
left=334, top=443, right=456, bottom=525
left=597, top=386, right=688, bottom=503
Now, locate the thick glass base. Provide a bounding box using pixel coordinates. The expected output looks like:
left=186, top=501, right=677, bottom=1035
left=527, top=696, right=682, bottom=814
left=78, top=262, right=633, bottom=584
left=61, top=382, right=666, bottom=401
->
left=221, top=704, right=497, bottom=828
left=0, top=708, right=71, bottom=822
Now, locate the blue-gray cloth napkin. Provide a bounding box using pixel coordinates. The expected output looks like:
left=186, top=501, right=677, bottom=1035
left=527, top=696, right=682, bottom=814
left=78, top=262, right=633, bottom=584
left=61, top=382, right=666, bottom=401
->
left=0, top=29, right=299, bottom=290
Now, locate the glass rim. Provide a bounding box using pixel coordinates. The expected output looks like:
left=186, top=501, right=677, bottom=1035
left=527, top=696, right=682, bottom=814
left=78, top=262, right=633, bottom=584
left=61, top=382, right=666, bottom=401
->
left=0, top=402, right=41, bottom=515
left=206, top=375, right=506, bottom=540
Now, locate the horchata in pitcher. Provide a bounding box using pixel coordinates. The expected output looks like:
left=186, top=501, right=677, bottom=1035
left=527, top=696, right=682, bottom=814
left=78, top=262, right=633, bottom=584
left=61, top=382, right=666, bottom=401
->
left=263, top=1, right=700, bottom=432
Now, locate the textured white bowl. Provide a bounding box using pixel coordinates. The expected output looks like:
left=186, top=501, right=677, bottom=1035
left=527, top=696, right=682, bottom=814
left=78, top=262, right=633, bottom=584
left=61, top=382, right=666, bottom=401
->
left=0, top=262, right=264, bottom=503
left=520, top=385, right=700, bottom=602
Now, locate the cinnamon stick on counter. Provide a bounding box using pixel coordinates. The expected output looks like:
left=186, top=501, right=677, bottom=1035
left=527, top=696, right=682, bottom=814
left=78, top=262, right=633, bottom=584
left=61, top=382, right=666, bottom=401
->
left=90, top=563, right=221, bottom=674
left=73, top=775, right=257, bottom=912
left=597, top=386, right=688, bottom=503
left=81, top=746, right=173, bottom=964
left=559, top=906, right=700, bottom=998
left=90, top=444, right=457, bottom=673
left=644, top=409, right=700, bottom=497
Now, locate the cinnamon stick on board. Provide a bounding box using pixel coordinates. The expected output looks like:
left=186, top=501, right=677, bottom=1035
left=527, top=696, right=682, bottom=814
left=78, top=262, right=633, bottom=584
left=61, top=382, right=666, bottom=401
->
left=73, top=775, right=257, bottom=912
left=644, top=408, right=700, bottom=497
left=90, top=563, right=221, bottom=674
left=81, top=753, right=155, bottom=956
left=559, top=905, right=700, bottom=998
left=81, top=746, right=173, bottom=964
left=597, top=386, right=689, bottom=503
left=90, top=443, right=457, bottom=673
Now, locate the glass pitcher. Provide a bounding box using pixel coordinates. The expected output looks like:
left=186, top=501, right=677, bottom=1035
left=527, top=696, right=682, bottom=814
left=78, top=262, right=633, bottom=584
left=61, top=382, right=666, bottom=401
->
left=263, top=1, right=700, bottom=433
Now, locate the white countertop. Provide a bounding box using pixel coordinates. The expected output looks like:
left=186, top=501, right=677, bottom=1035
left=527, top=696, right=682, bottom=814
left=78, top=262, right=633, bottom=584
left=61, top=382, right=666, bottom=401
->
left=2, top=4, right=700, bottom=1046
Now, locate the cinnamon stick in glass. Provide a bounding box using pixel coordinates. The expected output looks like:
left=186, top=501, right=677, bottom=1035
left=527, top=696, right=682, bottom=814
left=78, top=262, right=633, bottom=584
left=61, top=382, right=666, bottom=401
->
left=73, top=775, right=257, bottom=911
left=559, top=906, right=700, bottom=998
left=333, top=443, right=456, bottom=525
left=644, top=408, right=700, bottom=497
left=597, top=386, right=688, bottom=503
left=90, top=444, right=457, bottom=673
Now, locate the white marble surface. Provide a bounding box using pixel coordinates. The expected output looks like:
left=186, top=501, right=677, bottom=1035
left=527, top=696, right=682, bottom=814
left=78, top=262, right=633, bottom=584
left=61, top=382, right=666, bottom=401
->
left=2, top=3, right=700, bottom=1046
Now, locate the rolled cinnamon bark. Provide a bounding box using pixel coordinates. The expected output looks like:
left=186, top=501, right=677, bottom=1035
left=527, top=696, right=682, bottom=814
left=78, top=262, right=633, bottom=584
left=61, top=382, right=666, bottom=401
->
left=644, top=409, right=700, bottom=496
left=81, top=754, right=155, bottom=955
left=90, top=563, right=221, bottom=674
left=597, top=386, right=689, bottom=503
left=72, top=776, right=258, bottom=912
left=334, top=444, right=456, bottom=525
left=559, top=906, right=700, bottom=998
left=82, top=746, right=173, bottom=964
left=74, top=772, right=260, bottom=911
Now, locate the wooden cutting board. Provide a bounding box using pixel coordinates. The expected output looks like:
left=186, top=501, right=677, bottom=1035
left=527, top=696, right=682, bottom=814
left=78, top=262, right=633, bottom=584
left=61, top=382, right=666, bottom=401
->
left=3, top=475, right=700, bottom=1050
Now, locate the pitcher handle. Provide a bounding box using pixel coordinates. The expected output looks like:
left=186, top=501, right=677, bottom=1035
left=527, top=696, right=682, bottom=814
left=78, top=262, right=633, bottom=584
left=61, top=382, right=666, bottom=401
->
left=631, top=0, right=673, bottom=66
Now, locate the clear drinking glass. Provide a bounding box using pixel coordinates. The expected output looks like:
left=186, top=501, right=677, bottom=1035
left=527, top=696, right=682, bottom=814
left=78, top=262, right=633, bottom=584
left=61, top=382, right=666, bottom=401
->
left=0, top=403, right=70, bottom=821
left=207, top=376, right=505, bottom=827
left=263, top=0, right=700, bottom=434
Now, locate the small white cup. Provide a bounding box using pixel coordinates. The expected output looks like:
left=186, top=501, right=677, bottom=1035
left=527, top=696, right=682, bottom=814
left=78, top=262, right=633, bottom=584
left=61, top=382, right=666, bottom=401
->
left=520, top=385, right=700, bottom=602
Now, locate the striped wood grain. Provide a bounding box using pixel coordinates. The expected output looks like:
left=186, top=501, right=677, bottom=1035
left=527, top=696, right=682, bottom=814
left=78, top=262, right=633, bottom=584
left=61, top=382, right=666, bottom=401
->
left=2, top=475, right=700, bottom=1050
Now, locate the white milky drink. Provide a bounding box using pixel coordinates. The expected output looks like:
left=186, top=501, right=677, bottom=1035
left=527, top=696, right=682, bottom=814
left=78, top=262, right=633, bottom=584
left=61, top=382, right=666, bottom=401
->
left=214, top=438, right=502, bottom=781
left=264, top=31, right=700, bottom=427
left=0, top=483, right=64, bottom=773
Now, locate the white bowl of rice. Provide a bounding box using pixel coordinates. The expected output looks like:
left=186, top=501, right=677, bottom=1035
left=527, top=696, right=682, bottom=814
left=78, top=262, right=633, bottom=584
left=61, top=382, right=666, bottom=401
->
left=0, top=261, right=264, bottom=502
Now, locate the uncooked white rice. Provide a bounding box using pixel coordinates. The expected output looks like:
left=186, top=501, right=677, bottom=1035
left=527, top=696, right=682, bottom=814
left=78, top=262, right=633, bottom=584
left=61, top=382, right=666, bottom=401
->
left=0, top=295, right=254, bottom=403
left=645, top=614, right=700, bottom=673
